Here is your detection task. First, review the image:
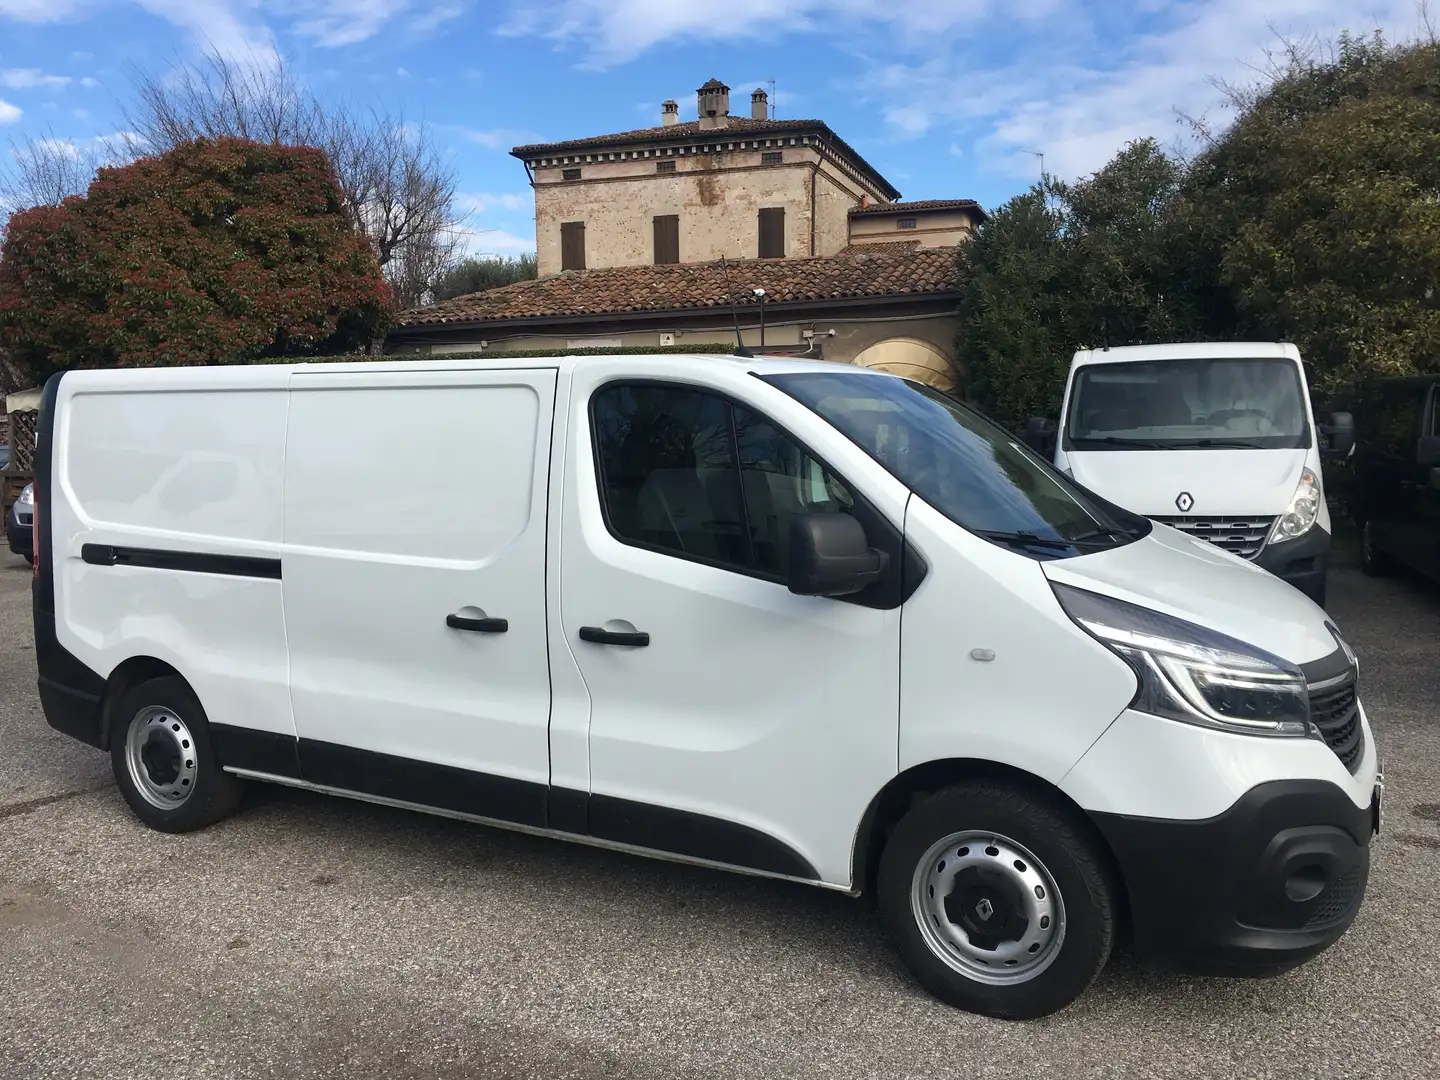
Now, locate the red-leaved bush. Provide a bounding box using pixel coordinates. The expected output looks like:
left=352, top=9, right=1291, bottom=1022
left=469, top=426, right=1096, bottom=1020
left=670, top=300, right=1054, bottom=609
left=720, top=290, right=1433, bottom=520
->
left=0, top=138, right=392, bottom=380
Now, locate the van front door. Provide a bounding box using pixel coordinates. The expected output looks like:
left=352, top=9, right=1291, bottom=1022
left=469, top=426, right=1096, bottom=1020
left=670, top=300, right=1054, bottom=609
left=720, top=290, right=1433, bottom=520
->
left=281, top=367, right=556, bottom=826
left=554, top=367, right=905, bottom=887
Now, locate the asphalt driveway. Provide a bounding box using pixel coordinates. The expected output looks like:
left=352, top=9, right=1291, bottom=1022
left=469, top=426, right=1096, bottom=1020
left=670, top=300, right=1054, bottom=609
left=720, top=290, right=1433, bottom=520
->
left=1, top=549, right=1437, bottom=1079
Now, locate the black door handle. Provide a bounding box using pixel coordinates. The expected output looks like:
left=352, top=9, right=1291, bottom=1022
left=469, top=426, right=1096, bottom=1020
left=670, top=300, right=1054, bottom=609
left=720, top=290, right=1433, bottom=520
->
left=579, top=626, right=650, bottom=647
left=447, top=614, right=509, bottom=633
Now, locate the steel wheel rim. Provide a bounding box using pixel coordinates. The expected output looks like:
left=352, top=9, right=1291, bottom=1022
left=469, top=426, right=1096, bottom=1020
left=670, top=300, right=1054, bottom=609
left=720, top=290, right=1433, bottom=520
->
left=125, top=706, right=198, bottom=810
left=910, top=830, right=1066, bottom=986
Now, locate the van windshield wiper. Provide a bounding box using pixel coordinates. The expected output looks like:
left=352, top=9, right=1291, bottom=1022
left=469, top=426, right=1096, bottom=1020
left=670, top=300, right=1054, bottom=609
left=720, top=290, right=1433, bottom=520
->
left=1083, top=436, right=1172, bottom=449
left=1163, top=438, right=1262, bottom=449
left=975, top=529, right=1114, bottom=551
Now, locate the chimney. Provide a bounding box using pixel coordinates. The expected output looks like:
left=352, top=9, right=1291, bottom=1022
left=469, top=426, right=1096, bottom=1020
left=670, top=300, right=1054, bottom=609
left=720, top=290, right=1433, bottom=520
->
left=751, top=88, right=768, bottom=120
left=661, top=99, right=679, bottom=127
left=697, top=78, right=730, bottom=130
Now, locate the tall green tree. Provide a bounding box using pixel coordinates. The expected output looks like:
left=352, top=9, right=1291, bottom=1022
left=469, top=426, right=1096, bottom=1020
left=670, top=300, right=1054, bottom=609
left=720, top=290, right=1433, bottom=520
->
left=431, top=253, right=538, bottom=301
left=0, top=138, right=392, bottom=382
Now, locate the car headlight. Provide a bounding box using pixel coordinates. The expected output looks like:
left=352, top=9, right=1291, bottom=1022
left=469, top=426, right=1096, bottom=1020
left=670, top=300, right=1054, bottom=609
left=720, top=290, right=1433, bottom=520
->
left=1054, top=584, right=1314, bottom=737
left=18, top=483, right=33, bottom=506
left=1270, top=467, right=1321, bottom=543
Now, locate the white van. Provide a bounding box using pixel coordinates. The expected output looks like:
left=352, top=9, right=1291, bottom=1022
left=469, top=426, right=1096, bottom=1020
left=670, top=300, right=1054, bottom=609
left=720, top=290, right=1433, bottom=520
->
left=31, top=355, right=1379, bottom=1020
left=1027, top=343, right=1355, bottom=606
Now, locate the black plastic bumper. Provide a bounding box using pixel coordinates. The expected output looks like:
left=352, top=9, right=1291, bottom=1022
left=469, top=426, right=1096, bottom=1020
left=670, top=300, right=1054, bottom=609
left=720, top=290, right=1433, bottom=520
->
left=5, top=506, right=29, bottom=556
left=1254, top=527, right=1330, bottom=604
left=1091, top=779, right=1372, bottom=976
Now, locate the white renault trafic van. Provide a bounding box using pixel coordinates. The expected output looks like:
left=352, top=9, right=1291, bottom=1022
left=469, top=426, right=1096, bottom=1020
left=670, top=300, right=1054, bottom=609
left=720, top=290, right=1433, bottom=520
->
left=31, top=355, right=1379, bottom=1020
left=1026, top=343, right=1355, bottom=606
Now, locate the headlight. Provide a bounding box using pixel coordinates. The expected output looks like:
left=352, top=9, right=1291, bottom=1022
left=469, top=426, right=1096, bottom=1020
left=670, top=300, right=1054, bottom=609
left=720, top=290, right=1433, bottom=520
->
left=18, top=484, right=33, bottom=506
left=1054, top=584, right=1313, bottom=737
left=1270, top=467, right=1321, bottom=543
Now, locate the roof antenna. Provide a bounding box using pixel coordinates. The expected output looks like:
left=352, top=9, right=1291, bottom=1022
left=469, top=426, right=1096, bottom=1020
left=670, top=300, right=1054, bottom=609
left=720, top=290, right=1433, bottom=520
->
left=767, top=78, right=776, bottom=119
left=719, top=257, right=753, bottom=357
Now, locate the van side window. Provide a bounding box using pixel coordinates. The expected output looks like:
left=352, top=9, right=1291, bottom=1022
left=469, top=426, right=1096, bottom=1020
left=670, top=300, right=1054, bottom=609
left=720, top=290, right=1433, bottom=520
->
left=592, top=385, right=749, bottom=567
left=732, top=406, right=852, bottom=576
left=591, top=385, right=853, bottom=578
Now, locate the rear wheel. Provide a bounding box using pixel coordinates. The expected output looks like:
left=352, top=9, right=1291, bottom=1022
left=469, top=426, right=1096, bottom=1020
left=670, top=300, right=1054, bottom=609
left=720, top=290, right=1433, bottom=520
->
left=110, top=676, right=244, bottom=832
left=1359, top=519, right=1392, bottom=577
left=878, top=782, right=1117, bottom=1020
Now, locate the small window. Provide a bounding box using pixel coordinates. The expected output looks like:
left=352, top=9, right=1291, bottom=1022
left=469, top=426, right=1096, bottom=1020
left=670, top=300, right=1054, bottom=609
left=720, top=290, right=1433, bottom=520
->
left=757, top=207, right=785, bottom=259
left=896, top=218, right=918, bottom=230
left=560, top=221, right=586, bottom=271
left=656, top=160, right=676, bottom=174
left=591, top=384, right=855, bottom=578
left=653, top=214, right=679, bottom=265
left=760, top=151, right=783, bottom=166
left=562, top=167, right=582, bottom=181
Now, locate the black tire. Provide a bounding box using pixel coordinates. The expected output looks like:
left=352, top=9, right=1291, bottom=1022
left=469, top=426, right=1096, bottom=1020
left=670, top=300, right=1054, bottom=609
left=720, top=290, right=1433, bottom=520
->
left=1358, top=519, right=1392, bottom=577
left=109, top=676, right=244, bottom=833
left=877, top=782, right=1117, bottom=1020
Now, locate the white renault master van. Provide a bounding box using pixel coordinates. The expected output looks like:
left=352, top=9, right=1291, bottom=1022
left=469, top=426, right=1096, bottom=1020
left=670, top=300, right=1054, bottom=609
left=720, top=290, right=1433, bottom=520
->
left=1026, top=343, right=1355, bottom=606
left=31, top=355, right=1379, bottom=1020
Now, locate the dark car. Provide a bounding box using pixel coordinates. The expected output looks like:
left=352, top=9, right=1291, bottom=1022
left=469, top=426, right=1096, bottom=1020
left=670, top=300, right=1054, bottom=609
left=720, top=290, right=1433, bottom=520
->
left=1352, top=374, right=1440, bottom=581
left=6, top=480, right=33, bottom=563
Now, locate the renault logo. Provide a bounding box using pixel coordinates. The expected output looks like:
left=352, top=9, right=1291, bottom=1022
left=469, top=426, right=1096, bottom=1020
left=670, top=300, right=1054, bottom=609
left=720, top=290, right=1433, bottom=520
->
left=1175, top=491, right=1194, bottom=512
left=975, top=898, right=994, bottom=922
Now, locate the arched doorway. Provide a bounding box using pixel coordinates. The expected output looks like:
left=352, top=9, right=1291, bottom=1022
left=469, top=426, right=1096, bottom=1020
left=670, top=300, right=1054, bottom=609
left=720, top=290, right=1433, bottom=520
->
left=850, top=339, right=956, bottom=392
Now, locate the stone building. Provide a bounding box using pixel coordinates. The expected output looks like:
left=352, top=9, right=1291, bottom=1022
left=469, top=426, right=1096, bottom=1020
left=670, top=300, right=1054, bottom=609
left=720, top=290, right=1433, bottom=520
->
left=388, top=79, right=985, bottom=391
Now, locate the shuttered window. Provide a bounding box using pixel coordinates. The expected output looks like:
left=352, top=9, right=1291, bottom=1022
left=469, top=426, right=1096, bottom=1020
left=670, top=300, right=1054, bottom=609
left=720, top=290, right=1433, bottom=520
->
left=560, top=221, right=586, bottom=271
left=653, top=215, right=680, bottom=265
left=760, top=151, right=783, bottom=165
left=757, top=207, right=785, bottom=259
left=562, top=167, right=582, bottom=181
left=656, top=160, right=676, bottom=174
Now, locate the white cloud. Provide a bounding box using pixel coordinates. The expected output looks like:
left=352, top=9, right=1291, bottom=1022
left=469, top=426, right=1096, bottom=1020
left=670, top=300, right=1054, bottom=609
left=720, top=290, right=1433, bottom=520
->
left=457, top=228, right=536, bottom=256
left=288, top=0, right=469, bottom=48
left=132, top=0, right=279, bottom=63
left=408, top=1, right=464, bottom=36
left=0, top=98, right=21, bottom=124
left=1, top=69, right=72, bottom=89
left=458, top=191, right=532, bottom=215
left=948, top=142, right=964, bottom=157
left=461, top=127, right=540, bottom=149
left=80, top=76, right=100, bottom=89
left=396, top=66, right=412, bottom=78
left=0, top=0, right=81, bottom=20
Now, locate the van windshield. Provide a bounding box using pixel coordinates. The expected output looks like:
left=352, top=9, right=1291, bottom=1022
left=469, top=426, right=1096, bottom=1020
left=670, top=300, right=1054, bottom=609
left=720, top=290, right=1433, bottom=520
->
left=1065, top=357, right=1309, bottom=450
left=764, top=371, right=1145, bottom=559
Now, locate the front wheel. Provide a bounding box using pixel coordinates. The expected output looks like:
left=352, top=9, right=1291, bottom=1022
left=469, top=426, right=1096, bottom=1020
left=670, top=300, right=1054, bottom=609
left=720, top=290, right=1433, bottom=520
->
left=110, top=676, right=244, bottom=833
left=878, top=782, right=1118, bottom=1020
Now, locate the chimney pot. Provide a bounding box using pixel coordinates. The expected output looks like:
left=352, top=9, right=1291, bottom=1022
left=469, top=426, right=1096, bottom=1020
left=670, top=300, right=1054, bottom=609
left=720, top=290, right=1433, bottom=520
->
left=661, top=99, right=679, bottom=127
left=696, top=78, right=731, bottom=130
left=751, top=88, right=768, bottom=121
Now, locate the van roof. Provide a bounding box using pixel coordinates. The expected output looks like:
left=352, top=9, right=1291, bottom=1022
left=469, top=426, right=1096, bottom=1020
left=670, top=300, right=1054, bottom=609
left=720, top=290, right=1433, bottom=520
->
left=1070, top=342, right=1301, bottom=367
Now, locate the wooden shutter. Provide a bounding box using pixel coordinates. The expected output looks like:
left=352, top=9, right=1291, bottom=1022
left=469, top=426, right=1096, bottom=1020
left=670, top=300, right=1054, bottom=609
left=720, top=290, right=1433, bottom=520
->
left=758, top=207, right=785, bottom=259
left=560, top=221, right=586, bottom=271
left=653, top=215, right=679, bottom=265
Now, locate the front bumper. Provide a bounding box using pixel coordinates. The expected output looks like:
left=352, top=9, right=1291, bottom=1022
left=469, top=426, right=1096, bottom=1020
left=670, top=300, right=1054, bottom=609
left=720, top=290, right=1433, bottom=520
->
left=1255, top=526, right=1330, bottom=604
left=6, top=503, right=31, bottom=556
left=1092, top=778, right=1373, bottom=975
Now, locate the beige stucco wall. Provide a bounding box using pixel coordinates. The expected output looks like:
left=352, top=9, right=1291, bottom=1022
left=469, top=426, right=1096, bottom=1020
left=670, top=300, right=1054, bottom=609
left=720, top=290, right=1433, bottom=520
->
left=405, top=311, right=962, bottom=390
left=847, top=208, right=977, bottom=249
left=532, top=145, right=889, bottom=275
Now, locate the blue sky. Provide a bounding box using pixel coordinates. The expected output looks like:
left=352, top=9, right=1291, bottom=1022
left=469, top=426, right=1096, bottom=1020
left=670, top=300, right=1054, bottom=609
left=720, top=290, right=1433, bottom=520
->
left=0, top=0, right=1432, bottom=255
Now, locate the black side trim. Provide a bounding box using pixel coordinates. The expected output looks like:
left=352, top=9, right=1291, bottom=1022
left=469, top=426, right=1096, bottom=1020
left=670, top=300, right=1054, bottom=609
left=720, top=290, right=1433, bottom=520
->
left=32, top=374, right=109, bottom=749
left=298, top=739, right=550, bottom=829
left=212, top=724, right=302, bottom=779
left=588, top=793, right=819, bottom=879
left=81, top=544, right=281, bottom=580
left=548, top=786, right=589, bottom=834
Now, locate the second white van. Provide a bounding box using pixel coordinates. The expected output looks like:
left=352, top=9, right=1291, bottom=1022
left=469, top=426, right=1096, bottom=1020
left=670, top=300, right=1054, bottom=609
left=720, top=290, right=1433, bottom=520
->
left=32, top=354, right=1379, bottom=1020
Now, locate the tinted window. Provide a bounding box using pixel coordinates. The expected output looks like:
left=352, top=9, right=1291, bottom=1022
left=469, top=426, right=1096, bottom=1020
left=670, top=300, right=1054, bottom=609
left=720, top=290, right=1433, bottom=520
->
left=591, top=385, right=853, bottom=577
left=1065, top=358, right=1308, bottom=449
left=733, top=406, right=852, bottom=576
left=766, top=371, right=1144, bottom=559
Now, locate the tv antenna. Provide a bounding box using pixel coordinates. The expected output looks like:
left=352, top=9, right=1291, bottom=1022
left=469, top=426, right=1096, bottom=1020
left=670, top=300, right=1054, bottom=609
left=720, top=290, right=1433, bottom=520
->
left=1024, top=149, right=1045, bottom=182
left=767, top=78, right=776, bottom=118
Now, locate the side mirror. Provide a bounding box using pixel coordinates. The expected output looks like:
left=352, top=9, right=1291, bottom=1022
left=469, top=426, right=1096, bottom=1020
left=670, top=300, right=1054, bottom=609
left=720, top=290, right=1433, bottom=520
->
left=1024, top=416, right=1057, bottom=456
left=1418, top=434, right=1440, bottom=467
left=1319, top=411, right=1355, bottom=457
left=788, top=514, right=890, bottom=598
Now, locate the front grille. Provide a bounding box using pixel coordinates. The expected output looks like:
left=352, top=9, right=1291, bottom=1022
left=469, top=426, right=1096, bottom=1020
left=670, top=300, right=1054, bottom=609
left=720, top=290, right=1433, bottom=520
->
left=1304, top=863, right=1365, bottom=928
left=1151, top=515, right=1275, bottom=559
left=1309, top=675, right=1365, bottom=773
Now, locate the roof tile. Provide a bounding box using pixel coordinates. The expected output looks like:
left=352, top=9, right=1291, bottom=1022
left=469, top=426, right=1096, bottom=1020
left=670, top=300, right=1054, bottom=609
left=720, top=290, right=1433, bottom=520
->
left=396, top=248, right=960, bottom=328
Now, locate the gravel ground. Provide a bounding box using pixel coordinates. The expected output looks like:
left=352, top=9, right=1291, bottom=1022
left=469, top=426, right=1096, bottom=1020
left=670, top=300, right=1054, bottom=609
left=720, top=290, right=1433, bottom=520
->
left=1, top=548, right=1437, bottom=1079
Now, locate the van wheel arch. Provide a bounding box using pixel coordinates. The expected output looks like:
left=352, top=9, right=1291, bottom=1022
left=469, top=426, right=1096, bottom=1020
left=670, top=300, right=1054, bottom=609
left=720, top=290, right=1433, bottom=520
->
left=852, top=759, right=1128, bottom=927
left=100, top=656, right=184, bottom=750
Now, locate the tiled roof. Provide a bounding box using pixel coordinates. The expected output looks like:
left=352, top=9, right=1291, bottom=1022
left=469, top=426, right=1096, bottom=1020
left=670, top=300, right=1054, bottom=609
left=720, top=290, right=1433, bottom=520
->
left=837, top=240, right=924, bottom=256
left=395, top=248, right=960, bottom=329
left=851, top=198, right=984, bottom=217
left=510, top=117, right=902, bottom=201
